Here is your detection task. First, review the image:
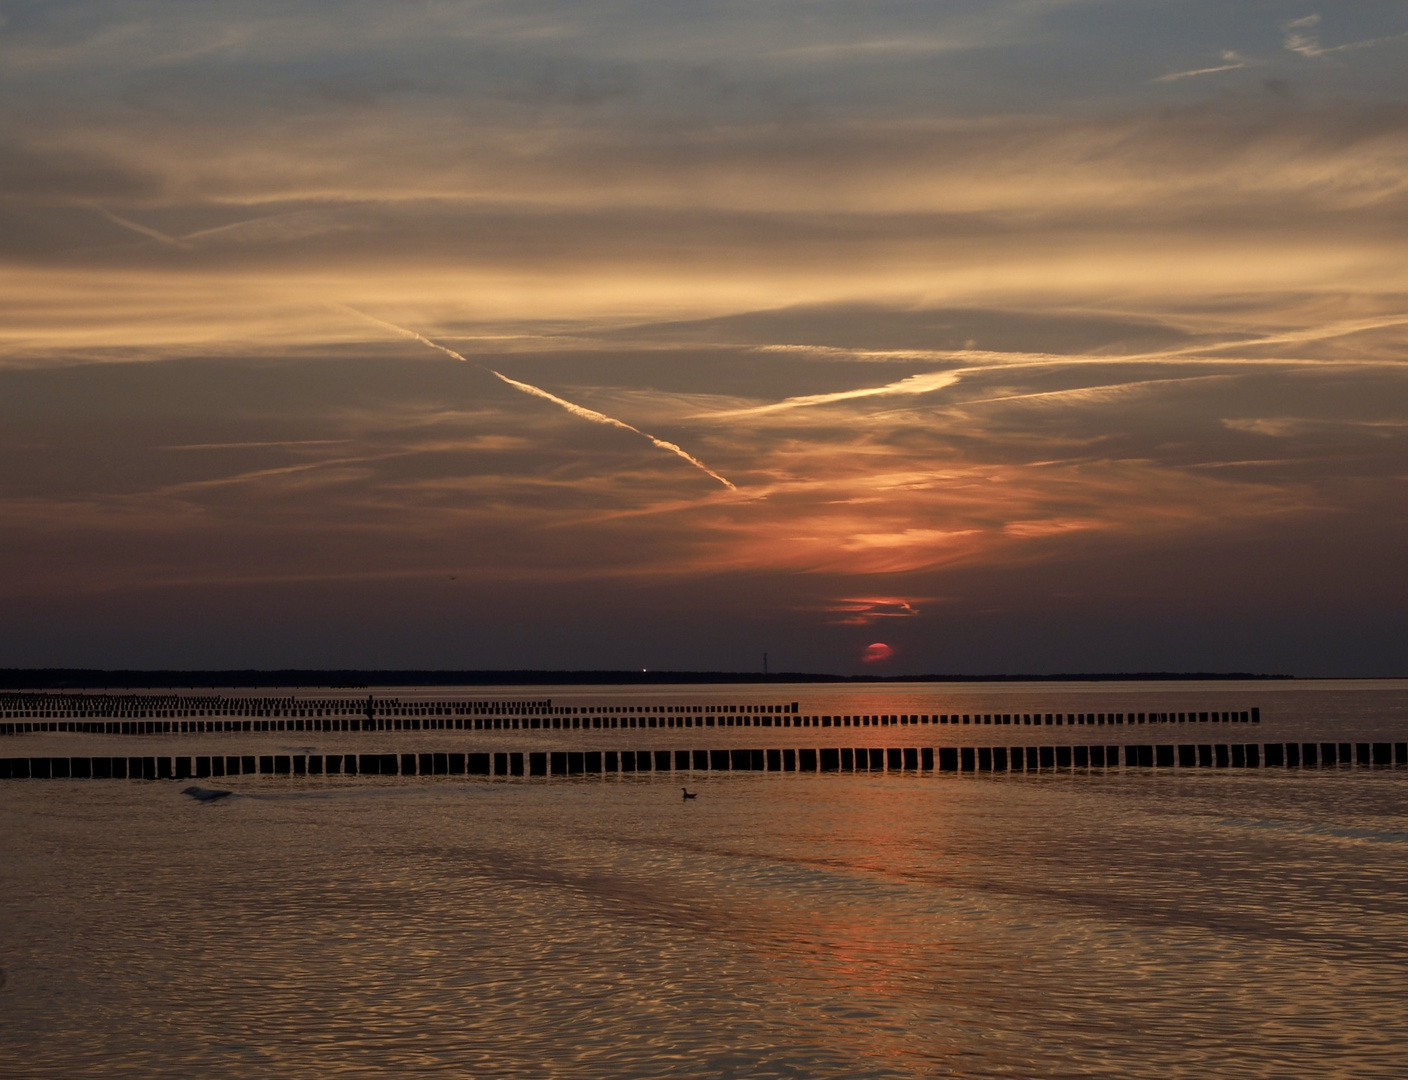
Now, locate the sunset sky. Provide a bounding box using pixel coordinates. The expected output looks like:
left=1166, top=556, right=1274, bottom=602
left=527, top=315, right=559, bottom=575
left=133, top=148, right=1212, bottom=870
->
left=2, top=0, right=1406, bottom=674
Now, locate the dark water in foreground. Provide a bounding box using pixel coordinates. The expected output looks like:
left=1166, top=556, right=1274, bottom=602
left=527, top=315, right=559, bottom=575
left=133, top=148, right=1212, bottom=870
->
left=3, top=680, right=1407, bottom=1077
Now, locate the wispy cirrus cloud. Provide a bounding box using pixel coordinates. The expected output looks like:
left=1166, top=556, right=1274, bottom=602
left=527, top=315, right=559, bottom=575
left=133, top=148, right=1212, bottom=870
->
left=1282, top=13, right=1408, bottom=57
left=1153, top=51, right=1255, bottom=83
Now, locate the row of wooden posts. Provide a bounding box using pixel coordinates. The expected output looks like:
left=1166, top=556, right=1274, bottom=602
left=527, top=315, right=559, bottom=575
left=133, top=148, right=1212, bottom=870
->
left=2, top=740, right=1403, bottom=780
left=0, top=706, right=1262, bottom=738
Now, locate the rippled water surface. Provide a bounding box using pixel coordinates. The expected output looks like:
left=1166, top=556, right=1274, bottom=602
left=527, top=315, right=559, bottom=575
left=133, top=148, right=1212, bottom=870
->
left=3, top=680, right=1408, bottom=1077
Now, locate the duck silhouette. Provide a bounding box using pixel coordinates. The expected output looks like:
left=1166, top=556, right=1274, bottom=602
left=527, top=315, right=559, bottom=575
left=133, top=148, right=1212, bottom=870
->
left=681, top=787, right=697, bottom=800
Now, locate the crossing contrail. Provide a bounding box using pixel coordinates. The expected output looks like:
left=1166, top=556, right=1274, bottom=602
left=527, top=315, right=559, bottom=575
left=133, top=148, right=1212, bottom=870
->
left=88, top=203, right=192, bottom=249
left=343, top=307, right=737, bottom=491
left=708, top=369, right=966, bottom=417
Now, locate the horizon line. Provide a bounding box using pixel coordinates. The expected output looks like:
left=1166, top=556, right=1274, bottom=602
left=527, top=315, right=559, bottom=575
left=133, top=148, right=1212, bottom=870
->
left=0, top=668, right=1345, bottom=691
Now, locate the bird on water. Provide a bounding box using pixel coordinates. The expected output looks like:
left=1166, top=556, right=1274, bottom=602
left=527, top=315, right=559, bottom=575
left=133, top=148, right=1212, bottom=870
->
left=681, top=787, right=697, bottom=800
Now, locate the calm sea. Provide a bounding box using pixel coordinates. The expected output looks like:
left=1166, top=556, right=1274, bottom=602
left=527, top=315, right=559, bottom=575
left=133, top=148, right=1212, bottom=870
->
left=3, top=679, right=1407, bottom=1078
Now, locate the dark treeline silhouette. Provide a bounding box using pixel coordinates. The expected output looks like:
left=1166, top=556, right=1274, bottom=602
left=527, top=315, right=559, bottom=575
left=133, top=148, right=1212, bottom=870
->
left=0, top=669, right=1293, bottom=690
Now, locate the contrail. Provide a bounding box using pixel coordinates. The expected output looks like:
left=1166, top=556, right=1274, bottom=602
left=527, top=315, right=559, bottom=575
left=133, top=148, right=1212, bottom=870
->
left=709, top=368, right=966, bottom=418
left=342, top=307, right=736, bottom=491
left=88, top=203, right=191, bottom=249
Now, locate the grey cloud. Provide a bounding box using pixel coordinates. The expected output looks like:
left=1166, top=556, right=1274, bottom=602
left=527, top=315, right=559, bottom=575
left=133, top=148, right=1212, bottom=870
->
left=0, top=98, right=1403, bottom=283
left=10, top=98, right=1406, bottom=213
left=0, top=138, right=158, bottom=201
left=4, top=1, right=1403, bottom=155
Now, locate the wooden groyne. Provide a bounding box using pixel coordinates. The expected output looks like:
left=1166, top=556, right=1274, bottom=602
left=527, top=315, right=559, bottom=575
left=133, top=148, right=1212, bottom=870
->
left=1, top=692, right=1260, bottom=736
left=3, top=739, right=1401, bottom=781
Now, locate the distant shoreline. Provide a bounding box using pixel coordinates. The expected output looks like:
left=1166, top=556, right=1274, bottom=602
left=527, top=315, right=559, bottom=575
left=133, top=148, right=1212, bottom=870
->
left=0, top=669, right=1306, bottom=690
